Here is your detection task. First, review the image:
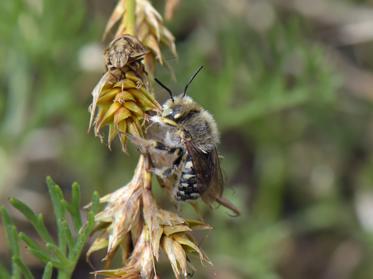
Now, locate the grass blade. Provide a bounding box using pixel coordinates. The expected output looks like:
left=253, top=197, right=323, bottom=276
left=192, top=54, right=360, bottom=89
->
left=42, top=262, right=53, bottom=279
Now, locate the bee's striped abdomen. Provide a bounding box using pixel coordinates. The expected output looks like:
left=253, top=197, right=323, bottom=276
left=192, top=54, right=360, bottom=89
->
left=175, top=154, right=200, bottom=201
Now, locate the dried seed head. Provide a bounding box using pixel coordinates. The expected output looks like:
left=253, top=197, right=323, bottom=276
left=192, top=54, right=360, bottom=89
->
left=90, top=158, right=212, bottom=279
left=89, top=40, right=161, bottom=151
left=104, top=0, right=177, bottom=72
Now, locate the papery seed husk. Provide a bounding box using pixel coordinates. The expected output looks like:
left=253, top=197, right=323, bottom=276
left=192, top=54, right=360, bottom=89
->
left=173, top=234, right=210, bottom=264
left=137, top=21, right=150, bottom=42
left=108, top=199, right=139, bottom=256
left=98, top=102, right=122, bottom=129
left=152, top=226, right=163, bottom=261
left=161, top=28, right=177, bottom=56
left=186, top=219, right=213, bottom=230
left=145, top=12, right=160, bottom=40
left=113, top=79, right=138, bottom=89
left=172, top=239, right=188, bottom=277
left=124, top=101, right=144, bottom=117
left=157, top=209, right=185, bottom=226
left=94, top=104, right=110, bottom=131
left=103, top=0, right=126, bottom=39
left=130, top=207, right=143, bottom=245
left=87, top=235, right=109, bottom=262
left=119, top=133, right=128, bottom=150
left=125, top=71, right=143, bottom=83
left=162, top=236, right=181, bottom=277
left=127, top=88, right=159, bottom=110
left=114, top=107, right=132, bottom=124
left=163, top=225, right=192, bottom=236
left=121, top=234, right=132, bottom=264
left=117, top=119, right=128, bottom=133
left=165, top=0, right=181, bottom=20
left=144, top=35, right=162, bottom=63
left=97, top=88, right=122, bottom=104
left=89, top=72, right=112, bottom=131
left=108, top=124, right=119, bottom=147
left=114, top=91, right=136, bottom=103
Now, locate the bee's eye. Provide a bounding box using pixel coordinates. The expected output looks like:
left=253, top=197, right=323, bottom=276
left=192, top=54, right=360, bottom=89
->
left=162, top=105, right=183, bottom=120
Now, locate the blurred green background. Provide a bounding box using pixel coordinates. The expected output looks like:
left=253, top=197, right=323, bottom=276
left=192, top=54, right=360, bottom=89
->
left=2, top=0, right=373, bottom=278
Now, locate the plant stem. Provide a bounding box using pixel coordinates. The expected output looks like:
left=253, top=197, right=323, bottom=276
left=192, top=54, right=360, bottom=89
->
left=57, top=270, right=72, bottom=279
left=126, top=0, right=136, bottom=35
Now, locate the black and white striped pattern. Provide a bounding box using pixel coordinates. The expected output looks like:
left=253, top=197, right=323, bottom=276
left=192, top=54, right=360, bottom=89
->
left=175, top=154, right=200, bottom=201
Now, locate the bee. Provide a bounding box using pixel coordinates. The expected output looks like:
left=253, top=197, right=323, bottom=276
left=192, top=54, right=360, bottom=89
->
left=129, top=66, right=239, bottom=215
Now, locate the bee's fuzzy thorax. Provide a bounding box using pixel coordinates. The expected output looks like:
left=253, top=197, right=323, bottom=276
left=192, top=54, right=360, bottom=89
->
left=162, top=95, right=220, bottom=150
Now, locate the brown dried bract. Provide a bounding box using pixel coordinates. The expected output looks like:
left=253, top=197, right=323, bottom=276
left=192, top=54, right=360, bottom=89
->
left=103, top=0, right=177, bottom=73
left=90, top=157, right=212, bottom=279
left=165, top=0, right=181, bottom=20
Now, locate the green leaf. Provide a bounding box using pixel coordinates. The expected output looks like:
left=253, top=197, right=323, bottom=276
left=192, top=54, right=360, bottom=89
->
left=0, top=207, right=20, bottom=258
left=9, top=198, right=54, bottom=244
left=61, top=220, right=74, bottom=251
left=46, top=177, right=67, bottom=252
left=68, top=182, right=83, bottom=230
left=46, top=243, right=69, bottom=266
left=70, top=191, right=99, bottom=262
left=19, top=233, right=51, bottom=263
left=13, top=257, right=34, bottom=279
left=42, top=262, right=53, bottom=279
left=91, top=191, right=100, bottom=214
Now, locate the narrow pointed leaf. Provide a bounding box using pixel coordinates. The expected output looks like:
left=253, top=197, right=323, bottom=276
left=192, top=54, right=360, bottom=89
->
left=8, top=199, right=53, bottom=244
left=42, top=262, right=53, bottom=279
left=69, top=182, right=82, bottom=229
left=13, top=257, right=34, bottom=279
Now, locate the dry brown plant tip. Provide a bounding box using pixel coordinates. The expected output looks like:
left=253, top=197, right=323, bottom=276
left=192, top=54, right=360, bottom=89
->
left=89, top=35, right=161, bottom=151
left=103, top=0, right=177, bottom=73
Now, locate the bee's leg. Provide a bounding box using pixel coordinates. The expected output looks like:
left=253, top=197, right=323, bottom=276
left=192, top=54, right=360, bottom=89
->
left=150, top=166, right=175, bottom=178
left=151, top=149, right=184, bottom=178
left=126, top=134, right=158, bottom=154
left=128, top=133, right=183, bottom=157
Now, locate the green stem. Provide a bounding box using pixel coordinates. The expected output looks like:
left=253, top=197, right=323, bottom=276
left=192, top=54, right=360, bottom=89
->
left=57, top=270, right=72, bottom=279
left=126, top=0, right=136, bottom=35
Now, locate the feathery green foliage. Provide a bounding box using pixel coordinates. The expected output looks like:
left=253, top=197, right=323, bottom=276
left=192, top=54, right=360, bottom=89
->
left=0, top=177, right=100, bottom=279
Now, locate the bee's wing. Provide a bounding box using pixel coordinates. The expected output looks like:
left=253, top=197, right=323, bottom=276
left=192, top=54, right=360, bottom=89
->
left=185, top=141, right=240, bottom=215
left=184, top=141, right=223, bottom=199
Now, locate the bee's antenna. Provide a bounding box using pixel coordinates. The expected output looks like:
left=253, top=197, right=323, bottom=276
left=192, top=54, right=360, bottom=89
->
left=154, top=78, right=174, bottom=102
left=183, top=65, right=204, bottom=97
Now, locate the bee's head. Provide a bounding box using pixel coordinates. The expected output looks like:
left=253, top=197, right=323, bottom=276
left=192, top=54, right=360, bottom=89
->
left=155, top=66, right=203, bottom=122
left=161, top=96, right=201, bottom=122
